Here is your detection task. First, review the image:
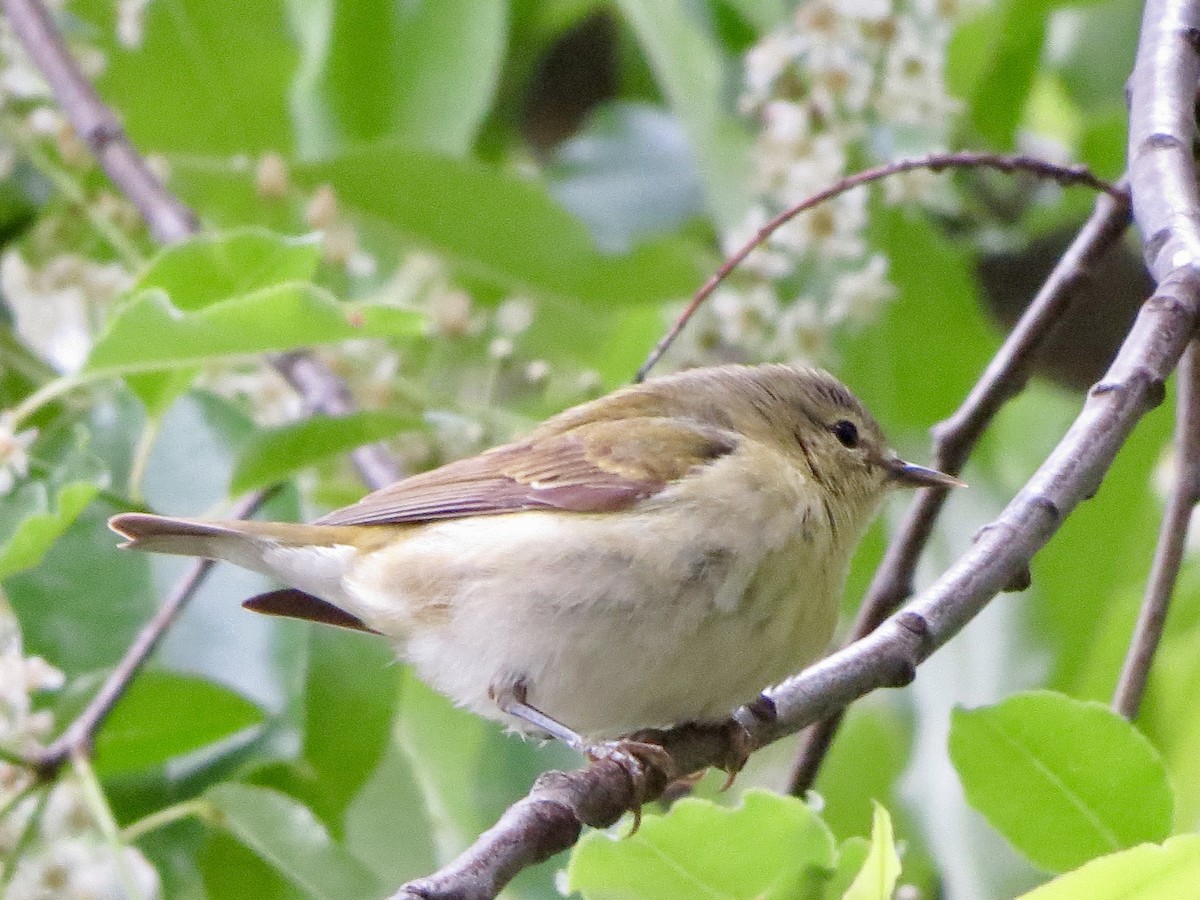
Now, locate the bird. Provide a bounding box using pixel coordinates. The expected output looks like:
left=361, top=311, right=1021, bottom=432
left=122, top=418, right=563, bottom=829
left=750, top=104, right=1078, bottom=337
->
left=109, top=363, right=960, bottom=755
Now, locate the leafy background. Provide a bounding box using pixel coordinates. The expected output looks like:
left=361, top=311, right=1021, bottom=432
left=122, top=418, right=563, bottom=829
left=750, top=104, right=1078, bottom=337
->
left=0, top=0, right=1196, bottom=898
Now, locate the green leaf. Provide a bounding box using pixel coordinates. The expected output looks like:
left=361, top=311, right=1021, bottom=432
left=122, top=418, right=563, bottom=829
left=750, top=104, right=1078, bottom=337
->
left=1018, top=835, right=1200, bottom=900
left=614, top=0, right=751, bottom=228
left=296, top=144, right=705, bottom=305
left=93, top=672, right=265, bottom=777
left=300, top=627, right=399, bottom=833
left=230, top=411, right=421, bottom=493
left=8, top=500, right=156, bottom=674
left=84, top=285, right=423, bottom=376
left=825, top=837, right=870, bottom=900
left=949, top=691, right=1173, bottom=872
left=393, top=670, right=571, bottom=867
left=842, top=803, right=901, bottom=900
left=841, top=207, right=995, bottom=430
left=206, top=783, right=381, bottom=900
left=76, top=0, right=297, bottom=154
left=566, top=789, right=837, bottom=899
left=290, top=0, right=506, bottom=156
left=0, top=479, right=99, bottom=580
left=965, top=0, right=1050, bottom=149
left=134, top=230, right=322, bottom=312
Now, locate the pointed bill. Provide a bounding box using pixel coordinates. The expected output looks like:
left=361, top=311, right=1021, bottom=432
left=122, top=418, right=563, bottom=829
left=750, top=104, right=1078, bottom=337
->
left=885, top=458, right=966, bottom=489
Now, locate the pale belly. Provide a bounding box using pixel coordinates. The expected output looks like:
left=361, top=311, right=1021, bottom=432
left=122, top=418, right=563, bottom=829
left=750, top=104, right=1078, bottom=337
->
left=340, top=484, right=848, bottom=740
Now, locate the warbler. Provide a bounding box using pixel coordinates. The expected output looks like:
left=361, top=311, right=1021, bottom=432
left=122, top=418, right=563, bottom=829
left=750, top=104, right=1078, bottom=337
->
left=109, top=364, right=959, bottom=750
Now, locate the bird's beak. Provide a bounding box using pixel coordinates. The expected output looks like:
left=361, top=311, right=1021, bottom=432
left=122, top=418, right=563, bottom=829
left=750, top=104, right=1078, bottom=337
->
left=884, top=457, right=966, bottom=489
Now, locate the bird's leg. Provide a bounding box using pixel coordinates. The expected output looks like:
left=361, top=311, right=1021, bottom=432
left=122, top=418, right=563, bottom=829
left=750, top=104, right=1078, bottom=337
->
left=490, top=676, right=587, bottom=749
left=489, top=676, right=674, bottom=832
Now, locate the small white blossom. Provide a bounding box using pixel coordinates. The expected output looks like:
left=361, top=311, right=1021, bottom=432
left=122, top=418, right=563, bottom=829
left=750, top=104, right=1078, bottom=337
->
left=117, top=0, right=152, bottom=48
left=495, top=297, right=535, bottom=336
left=827, top=254, right=897, bottom=323
left=254, top=152, right=290, bottom=201
left=0, top=414, right=36, bottom=496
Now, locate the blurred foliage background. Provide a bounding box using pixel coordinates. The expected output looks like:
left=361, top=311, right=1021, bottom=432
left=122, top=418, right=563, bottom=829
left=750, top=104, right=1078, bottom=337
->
left=0, top=0, right=1195, bottom=898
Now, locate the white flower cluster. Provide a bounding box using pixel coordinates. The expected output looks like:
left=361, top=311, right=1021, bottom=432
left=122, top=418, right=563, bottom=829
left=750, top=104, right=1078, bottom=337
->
left=0, top=251, right=131, bottom=375
left=0, top=602, right=161, bottom=900
left=675, top=0, right=980, bottom=368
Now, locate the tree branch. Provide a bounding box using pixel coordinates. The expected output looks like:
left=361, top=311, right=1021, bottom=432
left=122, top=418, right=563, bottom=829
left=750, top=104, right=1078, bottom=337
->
left=635, top=152, right=1125, bottom=383
left=788, top=185, right=1133, bottom=794
left=1112, top=339, right=1200, bottom=717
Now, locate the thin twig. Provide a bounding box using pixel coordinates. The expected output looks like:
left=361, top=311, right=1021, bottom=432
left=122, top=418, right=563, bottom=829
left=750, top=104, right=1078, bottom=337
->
left=31, top=489, right=273, bottom=778
left=1113, top=340, right=1200, bottom=717
left=394, top=0, right=1200, bottom=889
left=1, top=0, right=400, bottom=492
left=0, top=0, right=197, bottom=244
left=788, top=185, right=1133, bottom=794
left=634, top=152, right=1126, bottom=382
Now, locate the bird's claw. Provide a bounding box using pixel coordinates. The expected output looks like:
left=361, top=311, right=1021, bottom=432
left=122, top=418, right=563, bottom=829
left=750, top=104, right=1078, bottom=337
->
left=585, top=737, right=674, bottom=834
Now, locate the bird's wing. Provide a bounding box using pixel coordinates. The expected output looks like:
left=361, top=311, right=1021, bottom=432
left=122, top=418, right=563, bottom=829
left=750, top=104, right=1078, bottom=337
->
left=314, top=417, right=738, bottom=526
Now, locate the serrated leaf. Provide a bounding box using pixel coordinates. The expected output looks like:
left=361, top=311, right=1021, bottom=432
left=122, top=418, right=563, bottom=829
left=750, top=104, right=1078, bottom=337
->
left=230, top=411, right=420, bottom=493
left=133, top=229, right=322, bottom=311
left=842, top=803, right=901, bottom=900
left=93, top=671, right=265, bottom=777
left=566, top=789, right=837, bottom=899
left=84, top=285, right=422, bottom=376
left=1017, top=835, right=1200, bottom=899
left=949, top=691, right=1173, bottom=872
left=206, top=783, right=381, bottom=900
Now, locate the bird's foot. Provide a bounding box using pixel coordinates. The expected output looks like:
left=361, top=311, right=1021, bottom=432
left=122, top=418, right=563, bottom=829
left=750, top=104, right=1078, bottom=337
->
left=719, top=693, right=774, bottom=791
left=585, top=736, right=675, bottom=834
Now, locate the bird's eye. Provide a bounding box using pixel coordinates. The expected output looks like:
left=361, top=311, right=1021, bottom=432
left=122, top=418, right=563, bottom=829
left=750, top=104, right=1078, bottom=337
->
left=831, top=420, right=859, bottom=448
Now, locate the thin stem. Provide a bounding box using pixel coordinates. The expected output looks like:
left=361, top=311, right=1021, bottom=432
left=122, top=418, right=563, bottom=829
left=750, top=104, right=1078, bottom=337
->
left=634, top=152, right=1126, bottom=383
left=0, top=771, right=36, bottom=821
left=32, top=489, right=273, bottom=777
left=0, top=787, right=47, bottom=893
left=72, top=748, right=147, bottom=900
left=0, top=115, right=145, bottom=266
left=788, top=186, right=1133, bottom=794
left=7, top=372, right=96, bottom=429
left=1113, top=340, right=1200, bottom=717
left=121, top=798, right=214, bottom=844
left=126, top=417, right=161, bottom=505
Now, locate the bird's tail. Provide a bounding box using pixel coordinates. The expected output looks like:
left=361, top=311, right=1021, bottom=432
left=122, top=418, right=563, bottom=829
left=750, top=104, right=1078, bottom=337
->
left=109, top=512, right=341, bottom=569
left=109, top=513, right=386, bottom=633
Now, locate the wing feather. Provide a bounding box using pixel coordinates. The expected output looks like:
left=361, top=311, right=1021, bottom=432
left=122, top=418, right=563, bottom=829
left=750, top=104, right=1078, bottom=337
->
left=315, top=417, right=737, bottom=526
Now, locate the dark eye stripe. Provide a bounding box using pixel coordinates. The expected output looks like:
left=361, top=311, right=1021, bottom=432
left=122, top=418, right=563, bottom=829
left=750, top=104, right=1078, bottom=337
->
left=832, top=419, right=859, bottom=448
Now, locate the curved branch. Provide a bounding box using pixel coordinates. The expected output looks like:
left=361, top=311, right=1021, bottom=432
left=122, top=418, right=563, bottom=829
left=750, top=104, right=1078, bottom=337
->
left=635, top=152, right=1125, bottom=383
